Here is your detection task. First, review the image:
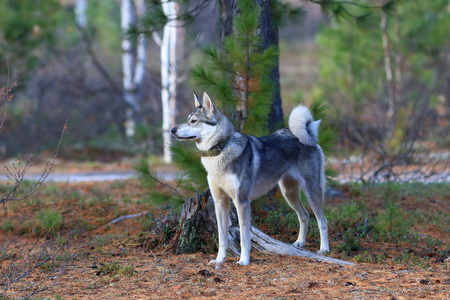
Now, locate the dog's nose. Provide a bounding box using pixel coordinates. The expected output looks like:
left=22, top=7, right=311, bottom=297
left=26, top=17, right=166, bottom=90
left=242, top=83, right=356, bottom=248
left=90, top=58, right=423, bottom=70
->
left=170, top=127, right=177, bottom=134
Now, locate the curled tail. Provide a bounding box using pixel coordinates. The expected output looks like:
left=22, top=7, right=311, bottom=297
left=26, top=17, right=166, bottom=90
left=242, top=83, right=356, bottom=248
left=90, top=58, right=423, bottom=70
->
left=288, top=105, right=321, bottom=146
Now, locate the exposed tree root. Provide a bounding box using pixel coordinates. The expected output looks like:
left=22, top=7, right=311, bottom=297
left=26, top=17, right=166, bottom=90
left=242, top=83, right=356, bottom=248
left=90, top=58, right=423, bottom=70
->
left=174, top=190, right=356, bottom=266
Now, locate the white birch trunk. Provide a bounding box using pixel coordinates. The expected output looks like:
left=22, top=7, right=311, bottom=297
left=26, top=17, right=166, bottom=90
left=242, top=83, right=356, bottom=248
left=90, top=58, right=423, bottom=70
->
left=121, top=0, right=135, bottom=109
left=381, top=12, right=395, bottom=121
left=393, top=13, right=402, bottom=107
left=161, top=1, right=178, bottom=163
left=133, top=0, right=147, bottom=86
left=121, top=0, right=147, bottom=137
left=75, top=0, right=87, bottom=28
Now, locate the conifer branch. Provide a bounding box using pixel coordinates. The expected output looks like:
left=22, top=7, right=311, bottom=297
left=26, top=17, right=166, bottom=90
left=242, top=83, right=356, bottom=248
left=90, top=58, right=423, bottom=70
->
left=310, top=0, right=399, bottom=23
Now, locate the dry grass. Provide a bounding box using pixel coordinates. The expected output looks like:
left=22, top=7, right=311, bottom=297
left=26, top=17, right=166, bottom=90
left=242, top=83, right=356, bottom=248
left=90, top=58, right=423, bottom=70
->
left=0, top=176, right=449, bottom=299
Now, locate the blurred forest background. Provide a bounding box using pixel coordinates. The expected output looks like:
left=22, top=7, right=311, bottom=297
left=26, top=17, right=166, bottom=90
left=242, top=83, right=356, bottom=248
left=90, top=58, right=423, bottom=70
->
left=0, top=0, right=449, bottom=182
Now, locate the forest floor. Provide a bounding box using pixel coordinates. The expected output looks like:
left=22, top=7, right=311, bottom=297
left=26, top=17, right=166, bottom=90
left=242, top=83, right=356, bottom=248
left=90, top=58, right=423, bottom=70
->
left=0, top=160, right=449, bottom=299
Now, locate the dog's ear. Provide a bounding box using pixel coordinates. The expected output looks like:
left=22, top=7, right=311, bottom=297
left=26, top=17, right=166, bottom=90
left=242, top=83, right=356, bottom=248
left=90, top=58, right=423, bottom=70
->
left=193, top=92, right=202, bottom=108
left=203, top=92, right=215, bottom=116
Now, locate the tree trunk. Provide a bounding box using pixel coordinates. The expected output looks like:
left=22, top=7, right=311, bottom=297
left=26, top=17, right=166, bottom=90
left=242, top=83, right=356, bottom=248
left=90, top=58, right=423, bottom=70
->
left=171, top=191, right=355, bottom=266
left=256, top=0, right=284, bottom=132
left=381, top=11, right=395, bottom=122
left=161, top=0, right=178, bottom=163
left=121, top=0, right=146, bottom=137
left=219, top=0, right=235, bottom=46
left=75, top=0, right=87, bottom=28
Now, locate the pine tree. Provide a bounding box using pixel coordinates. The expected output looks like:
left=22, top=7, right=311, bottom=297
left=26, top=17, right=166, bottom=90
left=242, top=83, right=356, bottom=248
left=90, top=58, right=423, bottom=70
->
left=192, top=0, right=278, bottom=136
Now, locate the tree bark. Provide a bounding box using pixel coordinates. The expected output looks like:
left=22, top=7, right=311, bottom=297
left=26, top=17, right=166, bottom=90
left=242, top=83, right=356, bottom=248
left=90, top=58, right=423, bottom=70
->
left=121, top=0, right=146, bottom=135
left=219, top=0, right=235, bottom=45
left=256, top=0, right=284, bottom=132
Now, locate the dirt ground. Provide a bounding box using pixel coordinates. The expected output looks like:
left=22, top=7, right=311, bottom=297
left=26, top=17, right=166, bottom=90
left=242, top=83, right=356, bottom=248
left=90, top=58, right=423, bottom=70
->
left=41, top=249, right=449, bottom=300
left=1, top=164, right=449, bottom=299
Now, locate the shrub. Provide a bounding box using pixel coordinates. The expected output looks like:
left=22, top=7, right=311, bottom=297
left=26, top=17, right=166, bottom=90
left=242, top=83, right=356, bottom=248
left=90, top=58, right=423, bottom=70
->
left=327, top=201, right=370, bottom=254
left=38, top=210, right=63, bottom=235
left=375, top=199, right=411, bottom=242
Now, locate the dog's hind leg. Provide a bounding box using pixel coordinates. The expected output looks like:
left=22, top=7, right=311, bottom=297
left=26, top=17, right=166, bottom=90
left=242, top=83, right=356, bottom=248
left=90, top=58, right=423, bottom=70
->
left=302, top=183, right=329, bottom=254
left=208, top=184, right=230, bottom=267
left=279, top=177, right=309, bottom=249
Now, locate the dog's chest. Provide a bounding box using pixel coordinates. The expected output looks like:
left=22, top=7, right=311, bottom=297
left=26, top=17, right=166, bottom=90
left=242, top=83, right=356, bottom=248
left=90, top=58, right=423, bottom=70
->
left=201, top=157, right=240, bottom=196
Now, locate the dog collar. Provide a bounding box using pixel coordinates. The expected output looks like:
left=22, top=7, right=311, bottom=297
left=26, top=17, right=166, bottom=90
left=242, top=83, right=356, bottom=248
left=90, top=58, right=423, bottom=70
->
left=196, top=136, right=231, bottom=157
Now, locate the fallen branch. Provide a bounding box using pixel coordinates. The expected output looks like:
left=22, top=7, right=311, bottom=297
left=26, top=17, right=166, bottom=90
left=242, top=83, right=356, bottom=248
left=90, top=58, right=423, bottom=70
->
left=109, top=211, right=149, bottom=225
left=249, top=227, right=355, bottom=266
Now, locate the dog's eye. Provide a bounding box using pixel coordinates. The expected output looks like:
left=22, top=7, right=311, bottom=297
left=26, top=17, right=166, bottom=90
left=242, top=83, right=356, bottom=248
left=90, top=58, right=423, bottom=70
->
left=190, top=119, right=197, bottom=124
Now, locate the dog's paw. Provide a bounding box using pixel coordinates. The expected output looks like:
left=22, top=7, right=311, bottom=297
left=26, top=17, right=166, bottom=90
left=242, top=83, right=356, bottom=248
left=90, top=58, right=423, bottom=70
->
left=236, top=259, right=249, bottom=266
left=208, top=259, right=224, bottom=269
left=317, top=249, right=330, bottom=255
left=292, top=241, right=306, bottom=249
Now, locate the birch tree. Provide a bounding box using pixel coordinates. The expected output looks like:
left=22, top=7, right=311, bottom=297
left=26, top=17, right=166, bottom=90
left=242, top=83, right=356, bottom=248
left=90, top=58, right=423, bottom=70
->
left=74, top=0, right=87, bottom=28
left=160, top=0, right=179, bottom=163
left=121, top=0, right=147, bottom=137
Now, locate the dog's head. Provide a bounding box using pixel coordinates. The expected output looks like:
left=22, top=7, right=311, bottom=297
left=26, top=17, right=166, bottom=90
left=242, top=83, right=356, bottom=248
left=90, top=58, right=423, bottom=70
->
left=171, top=92, right=218, bottom=142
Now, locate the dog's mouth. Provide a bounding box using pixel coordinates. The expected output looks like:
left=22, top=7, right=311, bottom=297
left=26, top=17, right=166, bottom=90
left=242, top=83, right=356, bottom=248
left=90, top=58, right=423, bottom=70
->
left=176, top=136, right=197, bottom=141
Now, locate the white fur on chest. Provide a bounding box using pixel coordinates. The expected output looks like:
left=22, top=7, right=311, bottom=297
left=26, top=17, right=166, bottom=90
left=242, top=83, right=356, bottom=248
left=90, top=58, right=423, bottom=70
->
left=203, top=158, right=240, bottom=199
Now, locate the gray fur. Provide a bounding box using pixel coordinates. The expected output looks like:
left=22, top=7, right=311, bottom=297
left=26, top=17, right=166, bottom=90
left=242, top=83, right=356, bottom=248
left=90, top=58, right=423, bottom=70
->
left=171, top=92, right=329, bottom=266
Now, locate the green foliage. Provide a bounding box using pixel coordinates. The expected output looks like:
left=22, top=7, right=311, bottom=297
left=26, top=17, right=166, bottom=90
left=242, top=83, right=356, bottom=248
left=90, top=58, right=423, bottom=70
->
left=311, top=99, right=339, bottom=157
left=192, top=0, right=278, bottom=136
left=119, top=264, right=137, bottom=277
left=317, top=0, right=398, bottom=24
left=170, top=143, right=208, bottom=191
left=133, top=158, right=186, bottom=209
left=315, top=20, right=383, bottom=112
left=375, top=199, right=411, bottom=241
left=271, top=1, right=306, bottom=26
left=127, top=0, right=208, bottom=39
left=354, top=250, right=376, bottom=263
left=315, top=0, right=450, bottom=149
left=327, top=201, right=369, bottom=254
left=252, top=181, right=447, bottom=257
left=38, top=210, right=63, bottom=235
left=92, top=233, right=118, bottom=247
left=0, top=0, right=74, bottom=77
left=96, top=261, right=136, bottom=277
left=253, top=208, right=299, bottom=242
left=0, top=219, right=14, bottom=233
left=309, top=98, right=340, bottom=183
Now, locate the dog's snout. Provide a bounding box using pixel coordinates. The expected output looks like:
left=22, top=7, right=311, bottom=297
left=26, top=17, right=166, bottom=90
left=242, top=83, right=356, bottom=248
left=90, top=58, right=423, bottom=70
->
left=170, top=127, right=178, bottom=135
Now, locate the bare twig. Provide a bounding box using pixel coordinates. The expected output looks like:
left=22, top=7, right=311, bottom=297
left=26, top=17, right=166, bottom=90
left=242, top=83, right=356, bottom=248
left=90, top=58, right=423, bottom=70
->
left=1, top=116, right=69, bottom=208
left=75, top=23, right=122, bottom=95
left=0, top=65, right=16, bottom=131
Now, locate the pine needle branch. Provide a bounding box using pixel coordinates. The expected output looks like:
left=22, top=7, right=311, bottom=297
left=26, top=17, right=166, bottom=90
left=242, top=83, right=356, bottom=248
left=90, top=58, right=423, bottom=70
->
left=133, top=158, right=184, bottom=199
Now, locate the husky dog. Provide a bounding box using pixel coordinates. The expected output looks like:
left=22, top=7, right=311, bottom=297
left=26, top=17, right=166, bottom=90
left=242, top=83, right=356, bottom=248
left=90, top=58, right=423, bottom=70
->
left=171, top=92, right=329, bottom=266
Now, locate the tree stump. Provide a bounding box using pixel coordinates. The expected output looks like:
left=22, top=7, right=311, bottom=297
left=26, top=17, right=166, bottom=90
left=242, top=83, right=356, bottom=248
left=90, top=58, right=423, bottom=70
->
left=171, top=190, right=218, bottom=255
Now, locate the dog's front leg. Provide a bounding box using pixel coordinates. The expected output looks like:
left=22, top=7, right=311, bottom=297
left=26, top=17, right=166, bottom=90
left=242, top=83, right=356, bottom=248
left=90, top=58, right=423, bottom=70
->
left=208, top=184, right=230, bottom=267
left=235, top=201, right=251, bottom=265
